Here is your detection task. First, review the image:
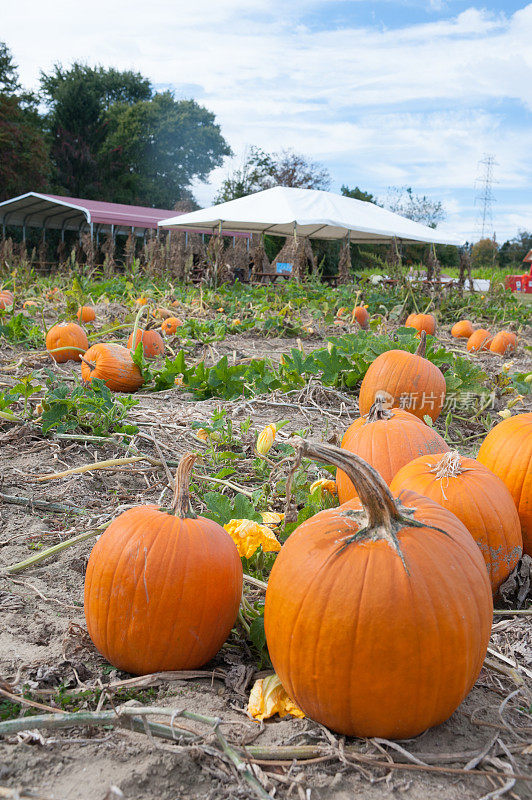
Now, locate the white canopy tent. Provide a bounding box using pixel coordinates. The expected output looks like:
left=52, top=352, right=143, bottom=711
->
left=159, top=186, right=462, bottom=246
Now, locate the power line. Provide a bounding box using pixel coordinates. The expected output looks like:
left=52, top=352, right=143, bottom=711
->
left=474, top=154, right=498, bottom=240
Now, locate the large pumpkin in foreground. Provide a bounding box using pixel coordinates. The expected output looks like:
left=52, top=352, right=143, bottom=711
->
left=477, top=413, right=532, bottom=556
left=390, top=451, right=522, bottom=593
left=85, top=453, right=243, bottom=675
left=265, top=441, right=492, bottom=739
left=336, top=394, right=449, bottom=504
left=358, top=332, right=446, bottom=422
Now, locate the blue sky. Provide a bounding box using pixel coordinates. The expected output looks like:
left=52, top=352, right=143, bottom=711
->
left=3, top=0, right=532, bottom=242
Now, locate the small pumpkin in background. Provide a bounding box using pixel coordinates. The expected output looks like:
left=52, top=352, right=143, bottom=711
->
left=467, top=329, right=492, bottom=352
left=477, top=412, right=532, bottom=556
left=358, top=331, right=446, bottom=422
left=23, top=299, right=38, bottom=309
left=81, top=343, right=144, bottom=392
left=46, top=287, right=61, bottom=301
left=46, top=322, right=88, bottom=363
left=352, top=305, right=369, bottom=329
left=77, top=306, right=96, bottom=323
left=390, top=451, right=522, bottom=593
left=155, top=307, right=173, bottom=320
left=451, top=320, right=474, bottom=339
left=162, top=317, right=183, bottom=335
left=336, top=393, right=449, bottom=503
left=406, top=313, right=436, bottom=336
left=489, top=331, right=517, bottom=355
left=127, top=328, right=165, bottom=359
left=265, top=441, right=492, bottom=739
left=84, top=453, right=243, bottom=675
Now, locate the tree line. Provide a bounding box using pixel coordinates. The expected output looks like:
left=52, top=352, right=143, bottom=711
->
left=1, top=42, right=530, bottom=271
left=0, top=42, right=229, bottom=209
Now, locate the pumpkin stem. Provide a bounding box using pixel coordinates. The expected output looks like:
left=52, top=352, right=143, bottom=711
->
left=430, top=450, right=466, bottom=480
left=366, top=392, right=394, bottom=422
left=295, top=440, right=400, bottom=530
left=415, top=330, right=427, bottom=357
left=171, top=452, right=198, bottom=518
left=80, top=356, right=96, bottom=371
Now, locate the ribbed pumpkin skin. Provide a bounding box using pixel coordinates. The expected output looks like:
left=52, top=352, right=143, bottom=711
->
left=46, top=322, right=88, bottom=363
left=489, top=331, right=516, bottom=355
left=81, top=343, right=144, bottom=392
left=467, top=329, right=492, bottom=352
left=406, top=313, right=436, bottom=336
left=265, top=490, right=492, bottom=739
left=477, top=413, right=532, bottom=556
left=451, top=320, right=474, bottom=339
left=337, top=409, right=449, bottom=503
left=85, top=507, right=243, bottom=675
left=127, top=328, right=165, bottom=359
left=390, top=454, right=522, bottom=592
left=359, top=350, right=446, bottom=422
left=0, top=290, right=14, bottom=309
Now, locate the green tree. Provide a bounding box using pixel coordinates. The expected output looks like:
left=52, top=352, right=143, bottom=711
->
left=341, top=184, right=376, bottom=203
left=215, top=146, right=330, bottom=202
left=471, top=238, right=498, bottom=269
left=0, top=42, right=49, bottom=201
left=499, top=230, right=532, bottom=271
left=0, top=42, right=21, bottom=94
left=40, top=63, right=152, bottom=197
left=102, top=94, right=231, bottom=207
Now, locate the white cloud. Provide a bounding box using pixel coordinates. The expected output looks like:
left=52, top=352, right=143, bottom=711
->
left=3, top=0, right=532, bottom=239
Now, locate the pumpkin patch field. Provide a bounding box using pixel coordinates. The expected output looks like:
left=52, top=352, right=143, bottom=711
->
left=0, top=272, right=531, bottom=800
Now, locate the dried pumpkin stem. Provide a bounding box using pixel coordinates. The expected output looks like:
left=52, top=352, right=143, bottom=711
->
left=293, top=440, right=449, bottom=571
left=366, top=392, right=394, bottom=421
left=415, top=329, right=427, bottom=357
left=430, top=450, right=468, bottom=480
left=171, top=452, right=198, bottom=518
left=295, top=440, right=400, bottom=531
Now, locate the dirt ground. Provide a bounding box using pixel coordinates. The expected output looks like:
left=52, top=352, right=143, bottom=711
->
left=1, top=317, right=531, bottom=800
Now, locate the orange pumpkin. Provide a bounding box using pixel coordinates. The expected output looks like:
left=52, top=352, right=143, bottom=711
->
left=265, top=441, right=492, bottom=739
left=76, top=306, right=96, bottom=323
left=451, top=320, right=474, bottom=339
left=127, top=328, right=165, bottom=359
left=81, top=343, right=144, bottom=392
left=477, top=413, right=532, bottom=556
left=467, top=329, right=492, bottom=352
left=358, top=332, right=446, bottom=422
left=84, top=453, right=243, bottom=675
left=0, top=289, right=14, bottom=309
left=390, top=451, right=522, bottom=592
left=406, top=313, right=436, bottom=336
left=161, top=317, right=183, bottom=335
left=489, top=331, right=517, bottom=355
left=352, top=305, right=369, bottom=329
left=46, top=323, right=89, bottom=363
left=23, top=300, right=38, bottom=309
left=336, top=394, right=449, bottom=503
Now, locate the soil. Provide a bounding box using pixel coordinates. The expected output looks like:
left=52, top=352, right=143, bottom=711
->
left=0, top=309, right=531, bottom=800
